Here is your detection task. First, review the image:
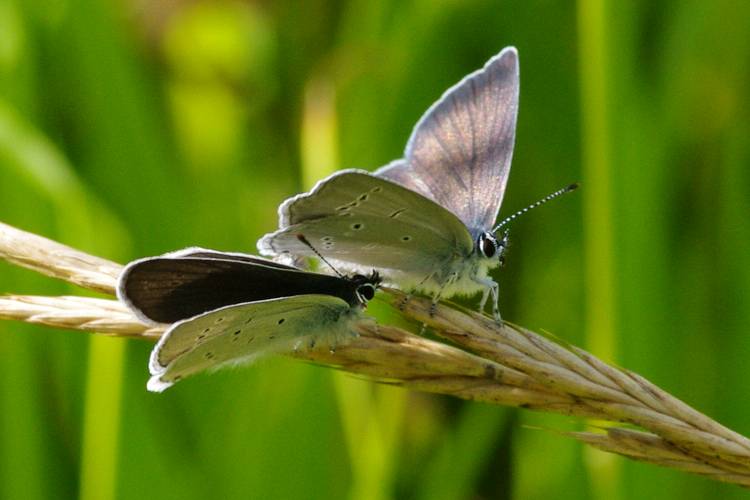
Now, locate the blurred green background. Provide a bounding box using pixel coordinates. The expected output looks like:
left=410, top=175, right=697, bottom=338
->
left=1, top=1, right=749, bottom=499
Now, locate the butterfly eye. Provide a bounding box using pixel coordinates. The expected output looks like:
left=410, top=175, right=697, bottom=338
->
left=357, top=284, right=375, bottom=301
left=478, top=233, right=497, bottom=258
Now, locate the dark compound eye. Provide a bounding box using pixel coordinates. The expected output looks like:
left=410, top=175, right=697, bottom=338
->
left=357, top=284, right=375, bottom=301
left=479, top=234, right=497, bottom=258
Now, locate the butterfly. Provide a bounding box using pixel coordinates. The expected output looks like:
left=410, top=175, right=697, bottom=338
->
left=259, top=47, right=574, bottom=321
left=117, top=247, right=381, bottom=392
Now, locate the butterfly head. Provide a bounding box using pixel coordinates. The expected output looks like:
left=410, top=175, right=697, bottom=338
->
left=477, top=231, right=509, bottom=266
left=351, top=271, right=382, bottom=305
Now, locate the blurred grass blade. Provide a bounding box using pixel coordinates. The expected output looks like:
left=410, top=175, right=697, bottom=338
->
left=79, top=337, right=125, bottom=500
left=577, top=0, right=621, bottom=498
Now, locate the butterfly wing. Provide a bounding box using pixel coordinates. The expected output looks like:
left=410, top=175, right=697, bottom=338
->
left=258, top=170, right=474, bottom=276
left=377, top=47, right=519, bottom=235
left=148, top=295, right=355, bottom=391
left=168, top=247, right=299, bottom=270
left=118, top=250, right=357, bottom=324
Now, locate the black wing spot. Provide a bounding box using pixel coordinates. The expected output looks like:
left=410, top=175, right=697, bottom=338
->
left=215, top=317, right=225, bottom=324
left=197, top=334, right=206, bottom=341
left=278, top=318, right=285, bottom=325
left=204, top=352, right=215, bottom=360
left=202, top=328, right=211, bottom=334
left=233, top=330, right=241, bottom=336
left=246, top=337, right=255, bottom=344
left=389, top=208, right=406, bottom=218
left=321, top=236, right=333, bottom=242
left=358, top=193, right=368, bottom=202
left=351, top=223, right=363, bottom=230
left=401, top=235, right=412, bottom=242
left=244, top=317, right=253, bottom=324
left=268, top=335, right=276, bottom=340
left=371, top=186, right=382, bottom=193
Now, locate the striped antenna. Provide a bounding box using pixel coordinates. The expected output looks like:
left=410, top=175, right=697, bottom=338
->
left=296, top=234, right=345, bottom=278
left=492, top=183, right=579, bottom=233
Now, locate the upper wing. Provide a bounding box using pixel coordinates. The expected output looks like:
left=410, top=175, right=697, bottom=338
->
left=377, top=47, right=519, bottom=235
left=148, top=295, right=353, bottom=391
left=118, top=250, right=356, bottom=324
left=166, top=247, right=298, bottom=270
left=258, top=170, right=474, bottom=275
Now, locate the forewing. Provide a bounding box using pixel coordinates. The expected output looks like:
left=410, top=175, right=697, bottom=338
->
left=148, top=295, right=353, bottom=391
left=258, top=170, right=473, bottom=274
left=118, top=252, right=354, bottom=324
left=380, top=47, right=519, bottom=234
left=167, top=247, right=298, bottom=271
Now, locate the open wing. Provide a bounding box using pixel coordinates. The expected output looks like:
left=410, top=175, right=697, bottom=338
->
left=258, top=170, right=474, bottom=276
left=377, top=47, right=519, bottom=236
left=118, top=249, right=356, bottom=324
left=148, top=295, right=354, bottom=391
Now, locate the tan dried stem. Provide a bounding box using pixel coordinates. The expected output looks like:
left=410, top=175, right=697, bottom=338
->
left=0, top=221, right=748, bottom=486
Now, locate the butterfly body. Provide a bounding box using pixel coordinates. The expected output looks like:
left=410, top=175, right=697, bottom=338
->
left=117, top=247, right=380, bottom=391
left=259, top=47, right=520, bottom=320
left=259, top=167, right=508, bottom=316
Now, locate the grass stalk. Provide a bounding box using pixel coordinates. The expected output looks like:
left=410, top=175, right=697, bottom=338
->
left=1, top=220, right=749, bottom=487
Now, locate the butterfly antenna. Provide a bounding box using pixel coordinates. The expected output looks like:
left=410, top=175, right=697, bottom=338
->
left=493, top=183, right=579, bottom=233
left=296, top=234, right=345, bottom=278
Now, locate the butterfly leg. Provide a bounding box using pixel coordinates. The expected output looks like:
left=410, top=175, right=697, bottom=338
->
left=479, top=287, right=491, bottom=312
left=475, top=276, right=501, bottom=323
left=397, top=292, right=413, bottom=311
left=430, top=273, right=458, bottom=317
left=400, top=270, right=438, bottom=311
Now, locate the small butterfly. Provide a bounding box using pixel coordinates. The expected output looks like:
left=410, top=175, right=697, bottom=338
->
left=259, top=47, right=575, bottom=321
left=117, top=247, right=381, bottom=392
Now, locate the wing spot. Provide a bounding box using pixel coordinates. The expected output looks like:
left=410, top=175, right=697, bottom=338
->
left=401, top=235, right=412, bottom=242
left=215, top=317, right=225, bottom=324
left=389, top=208, right=406, bottom=218
left=246, top=337, right=255, bottom=344
left=338, top=212, right=352, bottom=217
left=351, top=223, right=363, bottom=230
left=268, top=335, right=276, bottom=340
left=371, top=186, right=382, bottom=193
left=233, top=330, right=241, bottom=336
left=278, top=318, right=285, bottom=325
left=321, top=236, right=333, bottom=242
left=358, top=193, right=368, bottom=202
left=204, top=352, right=215, bottom=360
left=244, top=317, right=253, bottom=324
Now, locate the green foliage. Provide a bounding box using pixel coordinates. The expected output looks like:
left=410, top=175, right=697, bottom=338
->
left=0, top=1, right=748, bottom=499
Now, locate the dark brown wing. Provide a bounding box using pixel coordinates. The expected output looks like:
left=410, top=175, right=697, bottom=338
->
left=117, top=251, right=358, bottom=324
